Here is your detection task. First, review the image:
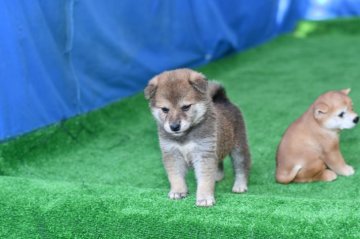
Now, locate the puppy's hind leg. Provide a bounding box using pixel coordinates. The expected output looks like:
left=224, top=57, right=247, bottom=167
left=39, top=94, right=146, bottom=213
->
left=231, top=146, right=251, bottom=193
left=215, top=161, right=224, bottom=182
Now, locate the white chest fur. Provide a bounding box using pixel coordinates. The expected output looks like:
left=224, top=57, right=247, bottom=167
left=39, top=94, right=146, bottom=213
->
left=159, top=137, right=215, bottom=165
left=160, top=140, right=196, bottom=163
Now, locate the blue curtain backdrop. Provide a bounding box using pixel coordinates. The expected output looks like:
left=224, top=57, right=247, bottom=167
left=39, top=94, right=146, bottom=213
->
left=0, top=0, right=358, bottom=140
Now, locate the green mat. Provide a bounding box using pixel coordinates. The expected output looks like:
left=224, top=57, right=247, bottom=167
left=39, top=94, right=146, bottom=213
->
left=1, top=19, right=360, bottom=238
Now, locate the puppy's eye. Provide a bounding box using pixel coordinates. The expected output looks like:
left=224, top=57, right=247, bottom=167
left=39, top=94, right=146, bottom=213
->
left=338, top=112, right=345, bottom=118
left=161, top=107, right=169, bottom=113
left=181, top=104, right=191, bottom=112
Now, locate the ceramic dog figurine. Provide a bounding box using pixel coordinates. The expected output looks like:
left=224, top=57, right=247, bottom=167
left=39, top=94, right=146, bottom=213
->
left=276, top=89, right=358, bottom=183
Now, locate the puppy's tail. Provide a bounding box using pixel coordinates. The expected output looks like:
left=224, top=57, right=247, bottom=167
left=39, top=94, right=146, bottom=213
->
left=276, top=165, right=302, bottom=184
left=208, top=81, right=229, bottom=104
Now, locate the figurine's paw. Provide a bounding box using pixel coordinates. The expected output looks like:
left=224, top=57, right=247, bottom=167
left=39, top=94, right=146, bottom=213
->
left=341, top=165, right=355, bottom=176
left=322, top=170, right=337, bottom=181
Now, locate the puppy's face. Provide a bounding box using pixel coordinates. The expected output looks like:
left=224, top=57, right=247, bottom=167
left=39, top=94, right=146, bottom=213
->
left=314, top=89, right=359, bottom=130
left=144, top=69, right=209, bottom=136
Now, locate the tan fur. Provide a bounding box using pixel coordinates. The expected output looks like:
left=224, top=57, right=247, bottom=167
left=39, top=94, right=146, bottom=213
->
left=276, top=89, right=359, bottom=183
left=145, top=68, right=251, bottom=206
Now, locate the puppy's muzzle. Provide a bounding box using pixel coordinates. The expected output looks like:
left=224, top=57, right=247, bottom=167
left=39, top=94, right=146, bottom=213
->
left=170, top=122, right=181, bottom=132
left=353, top=116, right=359, bottom=124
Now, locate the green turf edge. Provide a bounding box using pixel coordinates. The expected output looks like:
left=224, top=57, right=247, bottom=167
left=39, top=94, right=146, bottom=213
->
left=1, top=176, right=359, bottom=238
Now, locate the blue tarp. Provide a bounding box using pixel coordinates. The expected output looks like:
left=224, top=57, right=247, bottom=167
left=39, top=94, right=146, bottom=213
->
left=0, top=0, right=358, bottom=140
left=306, top=0, right=360, bottom=20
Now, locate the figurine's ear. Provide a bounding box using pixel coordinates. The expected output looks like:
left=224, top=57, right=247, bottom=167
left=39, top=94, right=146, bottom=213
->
left=188, top=71, right=208, bottom=94
left=144, top=76, right=158, bottom=100
left=341, top=88, right=351, bottom=95
left=314, top=102, right=329, bottom=119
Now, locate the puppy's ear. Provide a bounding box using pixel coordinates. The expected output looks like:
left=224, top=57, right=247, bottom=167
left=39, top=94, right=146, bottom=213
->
left=144, top=76, right=158, bottom=100
left=314, top=102, right=329, bottom=119
left=188, top=71, right=208, bottom=94
left=341, top=88, right=351, bottom=95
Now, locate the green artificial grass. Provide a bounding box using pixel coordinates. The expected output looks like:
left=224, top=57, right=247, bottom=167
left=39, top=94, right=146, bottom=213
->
left=2, top=19, right=360, bottom=238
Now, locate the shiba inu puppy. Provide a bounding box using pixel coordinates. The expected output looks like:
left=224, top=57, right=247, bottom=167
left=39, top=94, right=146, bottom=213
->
left=144, top=68, right=251, bottom=206
left=276, top=89, right=359, bottom=183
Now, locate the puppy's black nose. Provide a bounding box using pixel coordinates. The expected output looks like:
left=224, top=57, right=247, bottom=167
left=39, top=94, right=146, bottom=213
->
left=353, top=116, right=359, bottom=124
left=170, top=123, right=181, bottom=132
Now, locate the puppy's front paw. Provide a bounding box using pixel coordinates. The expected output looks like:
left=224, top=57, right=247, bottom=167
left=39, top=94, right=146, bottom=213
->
left=341, top=165, right=355, bottom=176
left=196, top=196, right=215, bottom=207
left=168, top=191, right=188, bottom=200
